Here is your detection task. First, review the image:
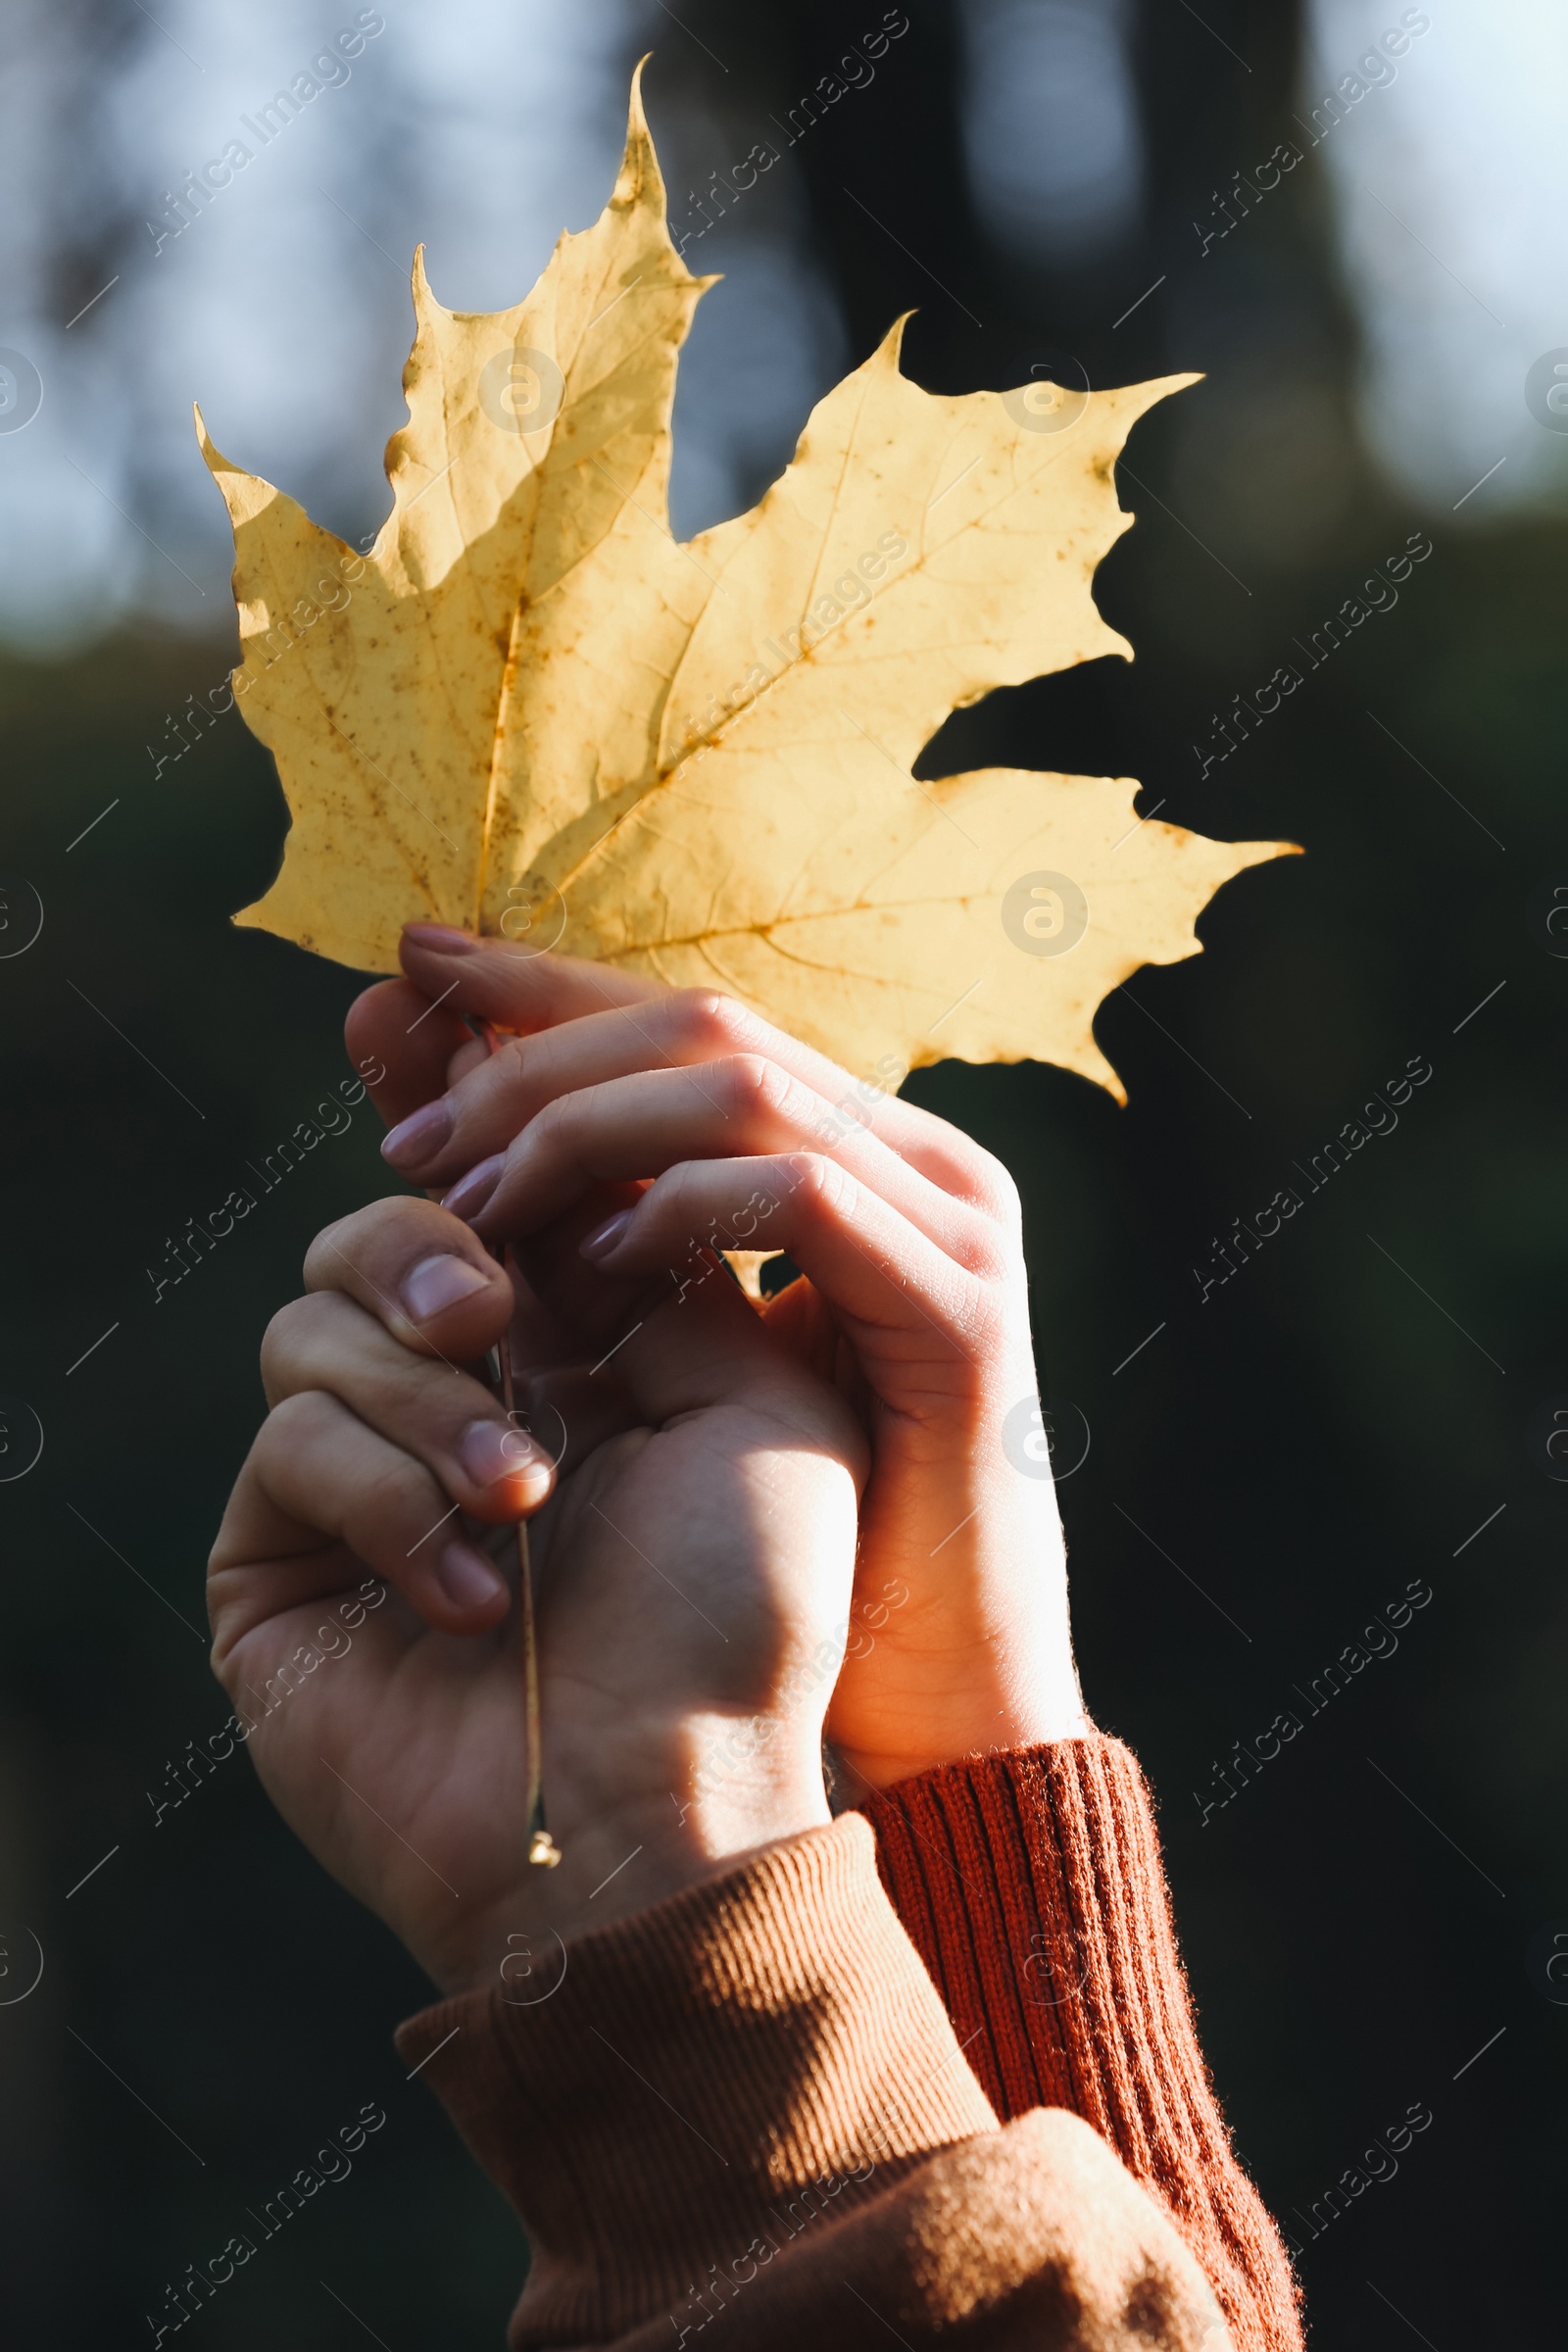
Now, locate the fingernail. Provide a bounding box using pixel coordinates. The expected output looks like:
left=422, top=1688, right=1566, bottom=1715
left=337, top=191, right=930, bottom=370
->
left=579, top=1207, right=634, bottom=1262
left=436, top=1540, right=507, bottom=1612
left=461, top=1420, right=550, bottom=1490
left=403, top=923, right=477, bottom=953
left=442, top=1153, right=505, bottom=1222
left=402, top=1253, right=491, bottom=1322
left=381, top=1098, right=453, bottom=1170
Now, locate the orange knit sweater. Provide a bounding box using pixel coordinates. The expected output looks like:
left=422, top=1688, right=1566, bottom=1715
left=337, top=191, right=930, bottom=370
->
left=397, top=1735, right=1302, bottom=2349
left=860, top=1738, right=1301, bottom=2350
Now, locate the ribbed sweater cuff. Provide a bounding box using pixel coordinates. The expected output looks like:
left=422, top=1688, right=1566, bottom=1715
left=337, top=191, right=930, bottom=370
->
left=859, top=1734, right=1302, bottom=2352
left=396, top=1811, right=997, bottom=2347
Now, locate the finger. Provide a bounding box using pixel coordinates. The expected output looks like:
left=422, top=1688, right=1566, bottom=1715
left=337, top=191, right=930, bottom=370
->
left=210, top=1389, right=522, bottom=1642
left=575, top=1152, right=994, bottom=1400
left=452, top=1057, right=994, bottom=1270
left=399, top=924, right=663, bottom=1034
left=303, top=1197, right=514, bottom=1360
left=377, top=958, right=1009, bottom=1214
left=298, top=1182, right=644, bottom=1478
left=498, top=1182, right=839, bottom=1445
left=260, top=1290, right=556, bottom=1525
left=344, top=979, right=475, bottom=1129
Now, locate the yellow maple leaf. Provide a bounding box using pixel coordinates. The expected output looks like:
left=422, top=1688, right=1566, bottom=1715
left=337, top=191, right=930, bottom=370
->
left=200, top=67, right=1294, bottom=1098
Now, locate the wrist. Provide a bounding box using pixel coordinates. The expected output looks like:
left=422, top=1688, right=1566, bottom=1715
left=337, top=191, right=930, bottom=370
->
left=830, top=1621, right=1090, bottom=1792
left=835, top=1463, right=1087, bottom=1788
left=425, top=1724, right=831, bottom=1994
left=837, top=1709, right=1090, bottom=1795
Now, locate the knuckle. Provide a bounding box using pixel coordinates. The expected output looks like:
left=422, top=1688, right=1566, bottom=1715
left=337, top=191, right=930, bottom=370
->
left=790, top=1151, right=856, bottom=1221
left=259, top=1296, right=318, bottom=1389
left=523, top=1090, right=570, bottom=1152
left=306, top=1195, right=431, bottom=1280
left=348, top=1477, right=438, bottom=1568
left=954, top=1198, right=1026, bottom=1283
left=257, top=1387, right=334, bottom=1457
left=672, top=988, right=752, bottom=1054
left=259, top=1300, right=300, bottom=1382
left=957, top=1232, right=1014, bottom=1285
left=261, top=1290, right=366, bottom=1398
left=908, top=1117, right=1021, bottom=1226
left=988, top=1161, right=1023, bottom=1225
left=301, top=1212, right=351, bottom=1286
left=966, top=1148, right=1022, bottom=1228
left=973, top=1250, right=1024, bottom=1289
left=721, top=1052, right=787, bottom=1117
left=371, top=1453, right=442, bottom=1530
left=653, top=1155, right=707, bottom=1228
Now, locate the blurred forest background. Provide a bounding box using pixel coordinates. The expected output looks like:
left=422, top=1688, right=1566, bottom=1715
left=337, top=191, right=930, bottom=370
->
left=2, top=0, right=1566, bottom=2342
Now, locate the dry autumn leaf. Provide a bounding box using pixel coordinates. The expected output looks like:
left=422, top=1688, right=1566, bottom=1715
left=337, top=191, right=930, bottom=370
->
left=200, top=67, right=1294, bottom=1098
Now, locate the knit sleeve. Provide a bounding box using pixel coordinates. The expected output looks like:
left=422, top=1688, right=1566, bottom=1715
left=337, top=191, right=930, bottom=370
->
left=857, top=1735, right=1302, bottom=2352
left=396, top=1810, right=1233, bottom=2350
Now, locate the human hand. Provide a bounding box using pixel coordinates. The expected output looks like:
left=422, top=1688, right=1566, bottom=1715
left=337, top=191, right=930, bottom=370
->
left=207, top=1182, right=864, bottom=1995
left=346, top=925, right=1087, bottom=1794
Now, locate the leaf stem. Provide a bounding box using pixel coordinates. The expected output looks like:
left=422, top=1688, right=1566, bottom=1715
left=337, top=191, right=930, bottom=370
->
left=480, top=1018, right=561, bottom=1870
